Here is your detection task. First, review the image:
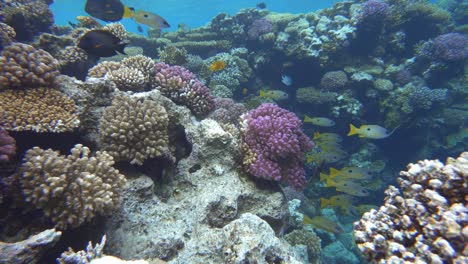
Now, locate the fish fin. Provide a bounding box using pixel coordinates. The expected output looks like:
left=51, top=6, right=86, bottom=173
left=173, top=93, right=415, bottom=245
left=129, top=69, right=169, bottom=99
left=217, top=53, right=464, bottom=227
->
left=329, top=167, right=339, bottom=177
left=347, top=124, right=358, bottom=136
left=302, top=214, right=312, bottom=225
left=320, top=198, right=329, bottom=208
left=325, top=178, right=335, bottom=187
left=123, top=5, right=134, bottom=18
left=304, top=115, right=312, bottom=123
left=319, top=173, right=328, bottom=182
left=259, top=90, right=266, bottom=98
left=313, top=132, right=320, bottom=139
left=116, top=43, right=127, bottom=54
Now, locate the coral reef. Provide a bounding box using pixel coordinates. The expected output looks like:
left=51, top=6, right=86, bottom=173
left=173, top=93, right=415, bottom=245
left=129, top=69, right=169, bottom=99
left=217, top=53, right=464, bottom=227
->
left=0, top=22, right=15, bottom=49
left=0, top=229, right=62, bottom=264
left=320, top=70, right=349, bottom=90
left=247, top=17, right=273, bottom=39
left=157, top=44, right=188, bottom=65
left=153, top=62, right=214, bottom=116
left=0, top=127, right=15, bottom=162
left=87, top=61, right=122, bottom=78
left=0, top=43, right=60, bottom=89
left=100, top=95, right=169, bottom=165
left=19, top=144, right=126, bottom=229
left=241, top=103, right=313, bottom=189
left=284, top=228, right=322, bottom=264
left=354, top=152, right=468, bottom=263
left=0, top=87, right=80, bottom=132
left=432, top=33, right=468, bottom=62
left=0, top=0, right=54, bottom=41
left=105, top=67, right=147, bottom=92
left=208, top=98, right=247, bottom=126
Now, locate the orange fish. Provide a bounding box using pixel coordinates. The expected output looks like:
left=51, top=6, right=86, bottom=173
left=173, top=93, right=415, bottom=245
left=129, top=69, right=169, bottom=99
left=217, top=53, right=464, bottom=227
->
left=209, top=60, right=226, bottom=71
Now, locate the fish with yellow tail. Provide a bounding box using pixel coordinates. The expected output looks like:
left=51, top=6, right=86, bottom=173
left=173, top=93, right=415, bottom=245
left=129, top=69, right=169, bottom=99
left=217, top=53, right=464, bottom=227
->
left=259, top=90, right=289, bottom=101
left=327, top=167, right=374, bottom=181
left=313, top=132, right=343, bottom=143
left=347, top=124, right=397, bottom=139
left=132, top=9, right=170, bottom=29
left=320, top=194, right=355, bottom=209
left=304, top=116, right=335, bottom=127
left=209, top=60, right=226, bottom=72
left=325, top=178, right=370, bottom=197
left=303, top=215, right=344, bottom=234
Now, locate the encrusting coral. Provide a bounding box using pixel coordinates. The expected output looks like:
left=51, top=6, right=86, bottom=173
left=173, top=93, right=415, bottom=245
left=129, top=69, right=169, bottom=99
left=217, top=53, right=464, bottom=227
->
left=19, top=144, right=127, bottom=230
left=100, top=95, right=169, bottom=165
left=0, top=42, right=60, bottom=89
left=0, top=87, right=80, bottom=132
left=354, top=152, right=468, bottom=263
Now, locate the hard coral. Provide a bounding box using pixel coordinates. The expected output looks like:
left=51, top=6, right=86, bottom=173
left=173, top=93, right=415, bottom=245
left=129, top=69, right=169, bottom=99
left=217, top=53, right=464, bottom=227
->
left=0, top=43, right=60, bottom=89
left=20, top=144, right=126, bottom=229
left=241, top=103, right=314, bottom=189
left=0, top=87, right=79, bottom=132
left=432, top=33, right=468, bottom=62
left=152, top=62, right=215, bottom=116
left=105, top=67, right=147, bottom=92
left=0, top=127, right=15, bottom=162
left=100, top=95, right=169, bottom=165
left=354, top=152, right=468, bottom=263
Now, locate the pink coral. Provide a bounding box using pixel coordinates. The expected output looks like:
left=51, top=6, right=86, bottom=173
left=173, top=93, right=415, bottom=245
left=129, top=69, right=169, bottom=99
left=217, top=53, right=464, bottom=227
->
left=242, top=103, right=313, bottom=189
left=152, top=62, right=214, bottom=116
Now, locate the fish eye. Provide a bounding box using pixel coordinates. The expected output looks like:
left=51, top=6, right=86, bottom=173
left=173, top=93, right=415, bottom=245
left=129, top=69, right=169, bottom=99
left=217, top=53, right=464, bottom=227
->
left=144, top=14, right=148, bottom=18
left=367, top=128, right=371, bottom=131
left=348, top=169, right=352, bottom=173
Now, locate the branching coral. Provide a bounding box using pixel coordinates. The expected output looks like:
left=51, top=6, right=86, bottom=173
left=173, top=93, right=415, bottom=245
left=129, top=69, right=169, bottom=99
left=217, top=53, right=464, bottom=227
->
left=20, top=144, right=127, bottom=229
left=0, top=127, right=15, bottom=162
left=121, top=55, right=155, bottom=78
left=354, top=152, right=468, bottom=263
left=0, top=87, right=80, bottom=132
left=0, top=43, right=60, bottom=89
left=87, top=61, right=122, bottom=78
left=100, top=95, right=169, bottom=165
left=105, top=67, right=147, bottom=92
left=241, top=103, right=314, bottom=189
left=152, top=62, right=215, bottom=116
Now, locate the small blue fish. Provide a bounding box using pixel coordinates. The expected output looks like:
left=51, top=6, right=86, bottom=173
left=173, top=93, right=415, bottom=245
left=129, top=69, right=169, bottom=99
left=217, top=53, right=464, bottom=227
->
left=281, top=75, right=292, bottom=86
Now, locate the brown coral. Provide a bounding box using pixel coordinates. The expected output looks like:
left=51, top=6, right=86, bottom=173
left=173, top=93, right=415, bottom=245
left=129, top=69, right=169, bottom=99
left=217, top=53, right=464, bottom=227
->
left=0, top=43, right=60, bottom=89
left=103, top=23, right=128, bottom=41
left=105, top=67, right=147, bottom=92
left=87, top=61, right=122, bottom=78
left=0, top=88, right=79, bottom=132
left=354, top=152, right=468, bottom=263
left=20, top=144, right=127, bottom=229
left=0, top=22, right=16, bottom=48
left=121, top=55, right=156, bottom=78
left=100, top=95, right=169, bottom=165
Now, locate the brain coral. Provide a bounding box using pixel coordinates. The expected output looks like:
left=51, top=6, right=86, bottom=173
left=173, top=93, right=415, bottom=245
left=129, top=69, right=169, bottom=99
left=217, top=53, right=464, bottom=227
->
left=20, top=144, right=126, bottom=229
left=152, top=62, right=215, bottom=116
left=241, top=103, right=314, bottom=189
left=0, top=87, right=79, bottom=132
left=0, top=43, right=60, bottom=89
left=354, top=152, right=468, bottom=263
left=100, top=95, right=169, bottom=165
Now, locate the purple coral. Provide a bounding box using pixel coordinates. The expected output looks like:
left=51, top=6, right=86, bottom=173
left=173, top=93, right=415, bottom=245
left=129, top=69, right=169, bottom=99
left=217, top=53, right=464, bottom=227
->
left=0, top=128, right=15, bottom=162
left=358, top=0, right=389, bottom=23
left=432, top=33, right=468, bottom=62
left=242, top=103, right=314, bottom=189
left=247, top=18, right=273, bottom=39
left=208, top=98, right=247, bottom=126
left=152, top=62, right=214, bottom=116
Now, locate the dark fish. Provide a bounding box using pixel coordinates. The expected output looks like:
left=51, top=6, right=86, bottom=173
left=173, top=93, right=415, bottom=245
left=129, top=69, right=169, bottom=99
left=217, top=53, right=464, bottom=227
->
left=256, top=2, right=267, bottom=9
left=137, top=25, right=144, bottom=33
left=78, top=30, right=127, bottom=57
left=85, top=0, right=133, bottom=22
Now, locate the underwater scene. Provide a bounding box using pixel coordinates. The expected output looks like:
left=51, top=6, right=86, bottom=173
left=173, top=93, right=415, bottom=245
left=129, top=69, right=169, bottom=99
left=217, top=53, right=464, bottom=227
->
left=0, top=0, right=466, bottom=263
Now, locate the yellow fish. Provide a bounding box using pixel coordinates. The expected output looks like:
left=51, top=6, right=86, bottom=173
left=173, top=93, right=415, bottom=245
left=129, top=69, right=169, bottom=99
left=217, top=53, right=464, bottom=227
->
left=306, top=149, right=347, bottom=164
left=353, top=204, right=378, bottom=215
left=347, top=124, right=393, bottom=139
left=304, top=116, right=335, bottom=127
left=313, top=132, right=343, bottom=143
left=259, top=90, right=289, bottom=101
left=362, top=178, right=383, bottom=191
left=329, top=167, right=374, bottom=181
left=132, top=9, right=170, bottom=29
left=303, top=215, right=344, bottom=234
left=326, top=178, right=370, bottom=197
left=320, top=194, right=355, bottom=209
left=210, top=60, right=226, bottom=72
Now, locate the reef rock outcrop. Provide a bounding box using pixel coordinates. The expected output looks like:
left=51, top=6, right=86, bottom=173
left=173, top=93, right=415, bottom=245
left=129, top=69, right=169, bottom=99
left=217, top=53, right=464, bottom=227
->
left=354, top=152, right=468, bottom=263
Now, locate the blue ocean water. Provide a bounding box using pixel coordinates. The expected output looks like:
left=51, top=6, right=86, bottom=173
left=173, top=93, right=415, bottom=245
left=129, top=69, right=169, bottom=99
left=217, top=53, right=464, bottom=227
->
left=52, top=0, right=340, bottom=33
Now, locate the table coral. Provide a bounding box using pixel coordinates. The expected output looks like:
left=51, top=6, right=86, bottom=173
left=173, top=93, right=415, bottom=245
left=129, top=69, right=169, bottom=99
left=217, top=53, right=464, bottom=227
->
left=0, top=87, right=79, bottom=132
left=241, top=103, right=314, bottom=189
left=100, top=95, right=169, bottom=165
left=152, top=62, right=215, bottom=116
left=0, top=43, right=60, bottom=89
left=354, top=152, right=468, bottom=263
left=19, top=144, right=127, bottom=229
